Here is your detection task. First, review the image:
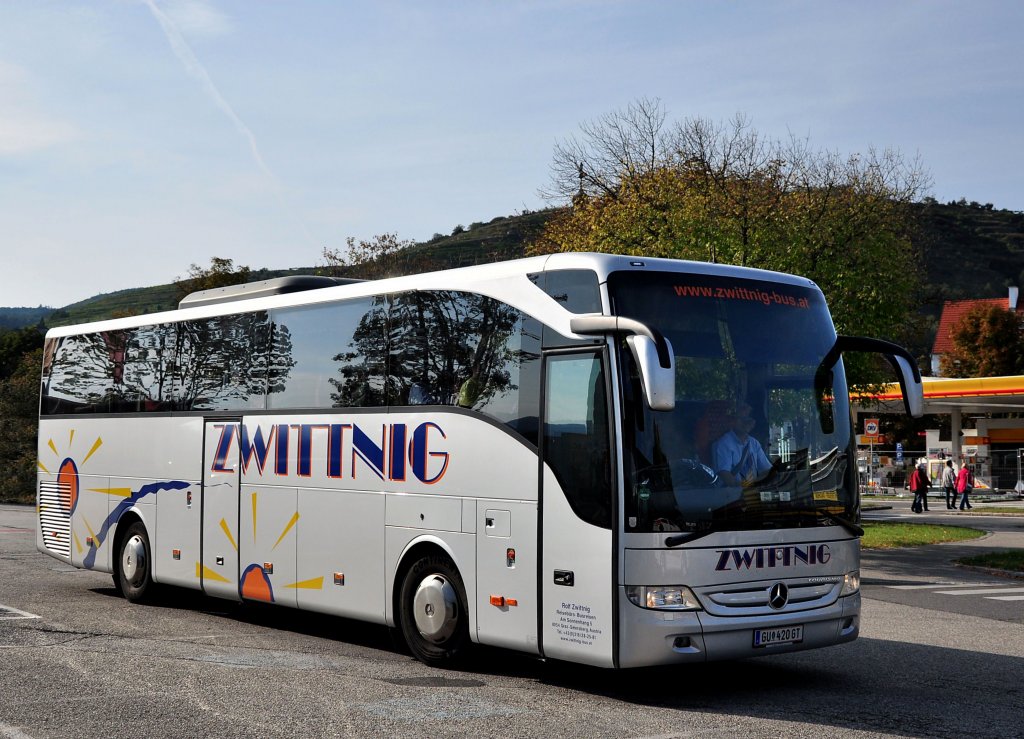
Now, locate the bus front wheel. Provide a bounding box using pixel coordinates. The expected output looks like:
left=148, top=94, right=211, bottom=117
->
left=399, top=553, right=469, bottom=667
left=115, top=522, right=153, bottom=603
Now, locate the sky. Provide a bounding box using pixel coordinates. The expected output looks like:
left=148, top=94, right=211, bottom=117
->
left=1, top=0, right=1022, bottom=309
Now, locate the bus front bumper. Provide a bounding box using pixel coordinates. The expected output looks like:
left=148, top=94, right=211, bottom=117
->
left=616, top=591, right=860, bottom=668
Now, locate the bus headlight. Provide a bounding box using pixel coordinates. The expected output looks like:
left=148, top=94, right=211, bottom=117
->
left=626, top=585, right=702, bottom=611
left=840, top=570, right=860, bottom=596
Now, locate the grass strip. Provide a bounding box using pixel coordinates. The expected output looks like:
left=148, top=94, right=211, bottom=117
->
left=861, top=521, right=985, bottom=549
left=958, top=550, right=1024, bottom=572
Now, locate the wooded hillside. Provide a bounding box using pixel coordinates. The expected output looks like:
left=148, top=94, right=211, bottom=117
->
left=2, top=201, right=1021, bottom=330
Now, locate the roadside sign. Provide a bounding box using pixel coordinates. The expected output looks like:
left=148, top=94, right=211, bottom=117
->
left=864, top=418, right=880, bottom=436
left=896, top=442, right=903, bottom=462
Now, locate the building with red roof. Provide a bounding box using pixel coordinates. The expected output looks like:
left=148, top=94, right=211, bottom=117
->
left=930, top=287, right=1020, bottom=375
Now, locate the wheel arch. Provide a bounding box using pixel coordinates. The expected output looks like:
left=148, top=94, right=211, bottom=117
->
left=110, top=507, right=147, bottom=577
left=389, top=535, right=472, bottom=632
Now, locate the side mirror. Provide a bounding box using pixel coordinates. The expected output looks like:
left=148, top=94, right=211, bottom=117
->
left=891, top=354, right=924, bottom=417
left=819, top=335, right=924, bottom=418
left=626, top=334, right=676, bottom=411
left=569, top=314, right=676, bottom=411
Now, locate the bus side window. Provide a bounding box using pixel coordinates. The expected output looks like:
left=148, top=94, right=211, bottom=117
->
left=268, top=298, right=388, bottom=410
left=543, top=354, right=611, bottom=529
left=387, top=290, right=541, bottom=446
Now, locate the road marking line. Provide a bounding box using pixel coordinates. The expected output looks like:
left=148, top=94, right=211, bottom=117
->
left=986, top=595, right=1024, bottom=601
left=0, top=604, right=40, bottom=620
left=886, top=583, right=973, bottom=589
left=933, top=588, right=1024, bottom=596
left=0, top=721, right=35, bottom=738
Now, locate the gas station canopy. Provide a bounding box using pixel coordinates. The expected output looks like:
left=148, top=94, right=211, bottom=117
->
left=857, top=375, right=1024, bottom=465
left=867, top=375, right=1024, bottom=415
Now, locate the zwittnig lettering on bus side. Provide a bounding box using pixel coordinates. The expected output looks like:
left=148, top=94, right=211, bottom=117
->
left=715, top=544, right=831, bottom=571
left=210, top=421, right=450, bottom=485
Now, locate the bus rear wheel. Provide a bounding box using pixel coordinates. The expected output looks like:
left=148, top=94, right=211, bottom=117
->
left=115, top=522, right=154, bottom=603
left=399, top=553, right=469, bottom=667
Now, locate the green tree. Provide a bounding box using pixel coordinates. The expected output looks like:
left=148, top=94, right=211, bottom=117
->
left=320, top=233, right=434, bottom=280
left=533, top=100, right=931, bottom=361
left=0, top=348, right=42, bottom=503
left=175, top=257, right=252, bottom=303
left=0, top=327, right=44, bottom=379
left=940, top=304, right=1024, bottom=377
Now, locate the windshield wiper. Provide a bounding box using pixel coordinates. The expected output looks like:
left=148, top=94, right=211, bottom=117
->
left=811, top=509, right=863, bottom=537
left=810, top=446, right=839, bottom=468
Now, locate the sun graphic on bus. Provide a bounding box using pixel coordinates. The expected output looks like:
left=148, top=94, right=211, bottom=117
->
left=39, top=431, right=104, bottom=516
left=39, top=431, right=190, bottom=561
left=38, top=430, right=109, bottom=555
left=240, top=563, right=275, bottom=601
left=202, top=491, right=323, bottom=602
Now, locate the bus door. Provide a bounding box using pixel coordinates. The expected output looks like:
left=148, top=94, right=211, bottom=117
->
left=540, top=352, right=616, bottom=667
left=201, top=420, right=241, bottom=601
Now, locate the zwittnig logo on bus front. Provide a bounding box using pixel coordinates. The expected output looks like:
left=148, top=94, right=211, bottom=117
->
left=210, top=421, right=450, bottom=484
left=715, top=544, right=831, bottom=571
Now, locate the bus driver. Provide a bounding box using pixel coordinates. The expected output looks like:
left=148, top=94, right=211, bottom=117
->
left=712, top=403, right=773, bottom=486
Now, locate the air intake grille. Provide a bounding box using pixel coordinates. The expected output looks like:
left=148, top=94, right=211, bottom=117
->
left=38, top=481, right=71, bottom=558
left=697, top=579, right=840, bottom=617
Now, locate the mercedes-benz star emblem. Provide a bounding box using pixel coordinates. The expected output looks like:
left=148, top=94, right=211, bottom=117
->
left=768, top=582, right=789, bottom=610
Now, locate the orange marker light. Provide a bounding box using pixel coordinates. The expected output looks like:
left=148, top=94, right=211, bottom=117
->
left=489, top=595, right=505, bottom=607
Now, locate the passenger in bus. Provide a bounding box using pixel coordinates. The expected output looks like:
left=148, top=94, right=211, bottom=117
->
left=711, top=403, right=772, bottom=486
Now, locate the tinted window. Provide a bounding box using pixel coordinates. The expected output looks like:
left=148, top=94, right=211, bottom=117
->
left=43, top=324, right=179, bottom=414
left=529, top=269, right=604, bottom=349
left=534, top=269, right=603, bottom=313
left=175, top=311, right=278, bottom=411
left=389, top=291, right=540, bottom=443
left=111, top=325, right=177, bottom=412
left=268, top=298, right=388, bottom=409
left=543, top=353, right=611, bottom=528
left=45, top=332, right=121, bottom=414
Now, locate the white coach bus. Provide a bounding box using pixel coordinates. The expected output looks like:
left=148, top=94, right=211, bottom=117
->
left=36, top=253, right=922, bottom=668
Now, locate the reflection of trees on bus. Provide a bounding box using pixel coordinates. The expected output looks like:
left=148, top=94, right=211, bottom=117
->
left=329, top=299, right=389, bottom=408
left=44, top=312, right=295, bottom=412
left=175, top=313, right=294, bottom=410
left=388, top=291, right=522, bottom=409
left=43, top=290, right=539, bottom=441
left=326, top=291, right=537, bottom=427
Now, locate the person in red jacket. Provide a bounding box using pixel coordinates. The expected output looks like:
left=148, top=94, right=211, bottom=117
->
left=956, top=465, right=975, bottom=511
left=909, top=463, right=930, bottom=513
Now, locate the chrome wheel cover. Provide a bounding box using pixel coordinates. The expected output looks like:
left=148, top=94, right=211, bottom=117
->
left=412, top=573, right=459, bottom=643
left=122, top=534, right=148, bottom=588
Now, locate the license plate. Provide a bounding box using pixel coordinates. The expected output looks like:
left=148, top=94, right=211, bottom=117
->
left=753, top=625, right=804, bottom=647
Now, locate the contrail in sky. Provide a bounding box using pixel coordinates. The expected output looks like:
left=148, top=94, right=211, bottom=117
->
left=142, top=0, right=316, bottom=248
left=142, top=0, right=278, bottom=183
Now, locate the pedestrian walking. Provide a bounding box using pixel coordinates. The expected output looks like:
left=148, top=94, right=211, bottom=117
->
left=942, top=460, right=958, bottom=509
left=957, top=465, right=975, bottom=510
left=909, top=462, right=930, bottom=513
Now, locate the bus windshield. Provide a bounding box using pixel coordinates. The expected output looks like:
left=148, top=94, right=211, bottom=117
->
left=608, top=270, right=855, bottom=536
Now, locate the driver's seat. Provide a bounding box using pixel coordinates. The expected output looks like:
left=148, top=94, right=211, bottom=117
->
left=694, top=400, right=733, bottom=468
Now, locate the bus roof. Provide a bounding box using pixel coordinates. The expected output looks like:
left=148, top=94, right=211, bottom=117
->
left=44, top=252, right=821, bottom=339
